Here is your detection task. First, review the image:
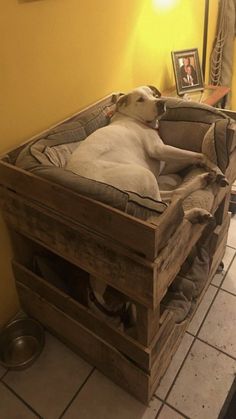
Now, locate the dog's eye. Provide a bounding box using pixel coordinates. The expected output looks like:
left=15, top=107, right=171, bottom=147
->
left=137, top=97, right=145, bottom=103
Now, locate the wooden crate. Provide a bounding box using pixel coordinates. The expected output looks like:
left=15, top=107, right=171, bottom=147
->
left=11, top=257, right=187, bottom=403
left=0, top=103, right=236, bottom=402
left=0, top=183, right=232, bottom=402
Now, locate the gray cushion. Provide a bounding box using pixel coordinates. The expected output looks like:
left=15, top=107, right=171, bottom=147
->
left=159, top=98, right=232, bottom=173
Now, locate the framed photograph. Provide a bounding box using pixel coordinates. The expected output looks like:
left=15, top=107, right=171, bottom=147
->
left=171, top=48, right=204, bottom=95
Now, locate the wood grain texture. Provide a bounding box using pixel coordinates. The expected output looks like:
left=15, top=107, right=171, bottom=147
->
left=13, top=261, right=151, bottom=371
left=0, top=161, right=158, bottom=259
left=1, top=190, right=156, bottom=308
left=16, top=282, right=150, bottom=404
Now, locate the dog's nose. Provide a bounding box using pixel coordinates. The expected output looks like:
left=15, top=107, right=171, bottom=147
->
left=156, top=100, right=165, bottom=115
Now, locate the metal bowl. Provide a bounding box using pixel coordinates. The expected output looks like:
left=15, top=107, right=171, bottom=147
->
left=0, top=318, right=45, bottom=370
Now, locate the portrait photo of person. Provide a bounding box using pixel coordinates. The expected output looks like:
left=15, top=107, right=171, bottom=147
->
left=179, top=56, right=198, bottom=88
left=172, top=49, right=204, bottom=95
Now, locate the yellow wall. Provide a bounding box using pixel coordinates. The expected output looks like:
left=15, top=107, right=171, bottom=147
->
left=0, top=0, right=207, bottom=326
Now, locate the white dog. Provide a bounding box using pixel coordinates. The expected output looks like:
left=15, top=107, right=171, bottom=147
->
left=66, top=86, right=223, bottom=220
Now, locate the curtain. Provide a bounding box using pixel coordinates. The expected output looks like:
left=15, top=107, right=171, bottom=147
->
left=210, top=0, right=236, bottom=108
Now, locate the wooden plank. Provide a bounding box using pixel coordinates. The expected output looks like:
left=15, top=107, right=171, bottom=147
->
left=202, top=85, right=230, bottom=107
left=135, top=304, right=160, bottom=347
left=214, top=189, right=231, bottom=225
left=209, top=212, right=231, bottom=258
left=2, top=191, right=156, bottom=308
left=13, top=261, right=151, bottom=371
left=154, top=219, right=205, bottom=305
left=153, top=198, right=184, bottom=257
left=209, top=235, right=228, bottom=281
left=150, top=311, right=175, bottom=365
left=149, top=320, right=187, bottom=398
left=163, top=85, right=230, bottom=107
left=16, top=282, right=150, bottom=403
left=0, top=161, right=157, bottom=259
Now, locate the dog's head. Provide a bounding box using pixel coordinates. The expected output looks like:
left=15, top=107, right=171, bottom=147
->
left=116, top=86, right=165, bottom=123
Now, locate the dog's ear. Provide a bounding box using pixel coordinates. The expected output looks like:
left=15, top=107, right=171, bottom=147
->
left=148, top=85, right=161, bottom=97
left=116, top=93, right=130, bottom=109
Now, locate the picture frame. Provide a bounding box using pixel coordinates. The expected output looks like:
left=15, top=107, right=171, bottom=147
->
left=171, top=48, right=204, bottom=95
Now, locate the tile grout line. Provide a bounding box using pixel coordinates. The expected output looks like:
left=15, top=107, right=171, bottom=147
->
left=0, top=370, right=9, bottom=381
left=193, top=246, right=236, bottom=339
left=211, top=247, right=236, bottom=289
left=196, top=266, right=234, bottom=339
left=153, top=247, right=236, bottom=414
left=154, top=400, right=164, bottom=419
left=192, top=334, right=236, bottom=361
left=58, top=366, right=96, bottom=419
left=225, top=244, right=236, bottom=251
left=155, top=395, right=191, bottom=419
left=154, top=279, right=221, bottom=406
left=1, top=380, right=43, bottom=418
left=211, top=283, right=236, bottom=298
left=155, top=332, right=197, bottom=404
left=215, top=251, right=236, bottom=289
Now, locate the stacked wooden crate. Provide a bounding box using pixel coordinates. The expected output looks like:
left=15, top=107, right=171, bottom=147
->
left=0, top=109, right=235, bottom=403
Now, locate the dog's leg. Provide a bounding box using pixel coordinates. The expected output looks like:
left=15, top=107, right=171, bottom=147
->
left=148, top=141, right=228, bottom=186
left=161, top=172, right=217, bottom=224
left=184, top=207, right=213, bottom=224
left=201, top=155, right=228, bottom=186
left=148, top=141, right=206, bottom=166
left=161, top=171, right=216, bottom=202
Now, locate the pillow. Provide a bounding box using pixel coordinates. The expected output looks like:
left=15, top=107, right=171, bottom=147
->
left=16, top=103, right=116, bottom=168
left=44, top=143, right=78, bottom=167
left=159, top=99, right=231, bottom=173
left=159, top=121, right=209, bottom=152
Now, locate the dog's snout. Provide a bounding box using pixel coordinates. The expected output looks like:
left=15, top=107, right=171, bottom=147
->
left=156, top=100, right=165, bottom=115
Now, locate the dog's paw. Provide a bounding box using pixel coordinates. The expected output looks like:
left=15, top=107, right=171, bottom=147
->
left=204, top=171, right=217, bottom=185
left=184, top=208, right=214, bottom=225
left=202, top=171, right=228, bottom=188
left=216, top=174, right=229, bottom=187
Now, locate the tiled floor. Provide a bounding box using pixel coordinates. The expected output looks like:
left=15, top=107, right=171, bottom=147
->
left=1, top=215, right=236, bottom=419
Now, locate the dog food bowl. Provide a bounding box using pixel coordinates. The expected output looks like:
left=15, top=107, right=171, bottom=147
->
left=0, top=318, right=45, bottom=370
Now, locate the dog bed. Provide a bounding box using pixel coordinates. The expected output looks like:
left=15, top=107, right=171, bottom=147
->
left=12, top=95, right=235, bottom=224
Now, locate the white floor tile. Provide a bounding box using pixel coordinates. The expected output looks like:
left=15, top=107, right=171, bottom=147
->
left=158, top=404, right=185, bottom=418
left=63, top=370, right=162, bottom=419
left=167, top=339, right=236, bottom=419
left=212, top=272, right=224, bottom=287
left=155, top=333, right=193, bottom=399
left=187, top=285, right=217, bottom=335
left=227, top=215, right=236, bottom=248
left=221, top=254, right=236, bottom=295
left=199, top=290, right=236, bottom=357
left=221, top=245, right=236, bottom=269
left=3, top=333, right=93, bottom=419
left=211, top=246, right=236, bottom=286
left=188, top=285, right=217, bottom=335
left=0, top=382, right=38, bottom=419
